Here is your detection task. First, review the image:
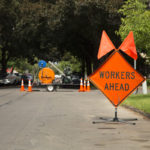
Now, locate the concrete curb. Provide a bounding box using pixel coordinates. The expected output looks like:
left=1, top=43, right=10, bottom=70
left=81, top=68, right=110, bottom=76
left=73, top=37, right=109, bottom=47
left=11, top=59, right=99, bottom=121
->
left=122, top=104, right=150, bottom=119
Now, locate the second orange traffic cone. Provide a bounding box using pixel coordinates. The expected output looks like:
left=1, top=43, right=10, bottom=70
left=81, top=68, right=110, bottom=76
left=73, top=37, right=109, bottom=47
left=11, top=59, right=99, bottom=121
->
left=28, top=79, right=32, bottom=92
left=83, top=79, right=87, bottom=92
left=20, top=79, right=25, bottom=91
left=79, top=78, right=84, bottom=92
left=86, top=79, right=90, bottom=92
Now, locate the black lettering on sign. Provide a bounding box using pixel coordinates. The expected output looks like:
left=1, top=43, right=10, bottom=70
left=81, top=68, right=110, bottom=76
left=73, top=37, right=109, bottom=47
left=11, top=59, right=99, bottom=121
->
left=99, top=72, right=104, bottom=78
left=109, top=83, right=114, bottom=90
left=120, top=83, right=124, bottom=90
left=115, top=83, right=119, bottom=91
left=126, top=72, right=130, bottom=79
left=111, top=71, right=115, bottom=79
left=131, top=72, right=135, bottom=79
left=125, top=83, right=129, bottom=91
left=105, top=71, right=110, bottom=79
left=104, top=83, right=109, bottom=90
left=99, top=71, right=134, bottom=80
left=104, top=83, right=129, bottom=91
left=116, top=72, right=120, bottom=79
left=121, top=72, right=125, bottom=79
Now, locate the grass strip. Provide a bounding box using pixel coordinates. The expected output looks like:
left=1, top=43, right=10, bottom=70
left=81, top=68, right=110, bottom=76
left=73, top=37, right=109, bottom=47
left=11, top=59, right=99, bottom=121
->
left=122, top=94, right=150, bottom=114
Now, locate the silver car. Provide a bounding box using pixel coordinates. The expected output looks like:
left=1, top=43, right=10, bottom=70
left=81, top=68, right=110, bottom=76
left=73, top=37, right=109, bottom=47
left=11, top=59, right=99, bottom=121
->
left=0, top=73, right=21, bottom=85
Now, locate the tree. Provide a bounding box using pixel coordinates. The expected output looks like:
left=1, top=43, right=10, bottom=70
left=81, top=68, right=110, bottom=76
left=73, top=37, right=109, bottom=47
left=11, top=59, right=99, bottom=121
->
left=52, top=0, right=124, bottom=76
left=57, top=52, right=81, bottom=75
left=0, top=0, right=21, bottom=73
left=0, top=0, right=62, bottom=73
left=0, top=0, right=124, bottom=75
left=17, top=0, right=59, bottom=63
left=117, top=0, right=150, bottom=56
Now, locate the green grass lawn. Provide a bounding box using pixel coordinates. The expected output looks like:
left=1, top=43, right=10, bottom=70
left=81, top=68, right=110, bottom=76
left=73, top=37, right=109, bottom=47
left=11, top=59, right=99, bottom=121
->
left=122, top=94, right=150, bottom=114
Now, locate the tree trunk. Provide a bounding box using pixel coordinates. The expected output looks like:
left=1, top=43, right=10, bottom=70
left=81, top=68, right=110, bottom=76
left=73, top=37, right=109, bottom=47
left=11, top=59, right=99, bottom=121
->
left=1, top=49, right=8, bottom=74
left=85, top=56, right=92, bottom=76
left=81, top=57, right=85, bottom=78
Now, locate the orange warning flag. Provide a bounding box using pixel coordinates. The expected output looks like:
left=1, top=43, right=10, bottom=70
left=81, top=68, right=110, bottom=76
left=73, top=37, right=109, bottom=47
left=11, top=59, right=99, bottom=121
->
left=97, top=30, right=116, bottom=59
left=119, top=31, right=137, bottom=60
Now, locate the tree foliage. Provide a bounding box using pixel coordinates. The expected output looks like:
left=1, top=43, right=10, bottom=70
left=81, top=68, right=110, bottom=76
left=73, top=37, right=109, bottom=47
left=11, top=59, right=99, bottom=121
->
left=52, top=0, right=123, bottom=75
left=117, top=0, right=150, bottom=56
left=0, top=0, right=21, bottom=73
left=0, top=0, right=124, bottom=75
left=57, top=52, right=81, bottom=75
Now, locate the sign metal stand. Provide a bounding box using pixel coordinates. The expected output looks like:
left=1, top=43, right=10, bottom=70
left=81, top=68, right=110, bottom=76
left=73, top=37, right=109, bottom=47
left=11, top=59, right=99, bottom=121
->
left=93, top=106, right=137, bottom=125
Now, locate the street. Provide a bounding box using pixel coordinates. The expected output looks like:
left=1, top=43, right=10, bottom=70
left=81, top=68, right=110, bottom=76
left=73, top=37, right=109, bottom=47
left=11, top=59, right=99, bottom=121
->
left=0, top=88, right=150, bottom=150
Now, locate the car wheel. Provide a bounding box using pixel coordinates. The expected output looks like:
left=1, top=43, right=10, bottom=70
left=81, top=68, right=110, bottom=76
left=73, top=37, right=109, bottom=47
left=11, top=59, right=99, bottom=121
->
left=47, top=85, right=54, bottom=92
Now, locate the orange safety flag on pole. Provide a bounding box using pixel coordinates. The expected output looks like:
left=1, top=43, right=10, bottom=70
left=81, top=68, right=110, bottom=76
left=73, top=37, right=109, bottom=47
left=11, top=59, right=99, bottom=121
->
left=119, top=31, right=137, bottom=60
left=97, top=30, right=116, bottom=59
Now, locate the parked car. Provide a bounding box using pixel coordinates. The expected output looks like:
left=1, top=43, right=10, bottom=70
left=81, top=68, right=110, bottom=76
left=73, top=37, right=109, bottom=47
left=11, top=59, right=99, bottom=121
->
left=0, top=73, right=21, bottom=85
left=0, top=73, right=7, bottom=85
left=71, top=74, right=80, bottom=84
left=21, top=73, right=34, bottom=84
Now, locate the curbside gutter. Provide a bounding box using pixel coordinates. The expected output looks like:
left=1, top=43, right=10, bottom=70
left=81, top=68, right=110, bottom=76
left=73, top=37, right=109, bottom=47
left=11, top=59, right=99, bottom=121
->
left=122, top=104, right=150, bottom=119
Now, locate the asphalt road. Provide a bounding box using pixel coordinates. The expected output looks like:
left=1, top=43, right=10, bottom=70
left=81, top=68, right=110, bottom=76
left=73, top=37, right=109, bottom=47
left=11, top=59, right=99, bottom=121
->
left=0, top=88, right=150, bottom=150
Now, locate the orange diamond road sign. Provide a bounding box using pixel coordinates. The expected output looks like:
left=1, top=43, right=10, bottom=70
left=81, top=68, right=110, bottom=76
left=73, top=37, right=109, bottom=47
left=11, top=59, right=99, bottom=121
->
left=89, top=51, right=145, bottom=107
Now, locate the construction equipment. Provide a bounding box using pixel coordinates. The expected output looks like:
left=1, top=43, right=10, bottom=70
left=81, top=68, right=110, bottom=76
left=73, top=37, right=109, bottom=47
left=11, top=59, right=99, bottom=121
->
left=37, top=61, right=80, bottom=92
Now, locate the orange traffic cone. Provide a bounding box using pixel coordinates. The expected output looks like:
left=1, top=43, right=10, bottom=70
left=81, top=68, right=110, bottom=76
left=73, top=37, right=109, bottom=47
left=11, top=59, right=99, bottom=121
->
left=86, top=79, right=90, bottom=92
left=78, top=78, right=84, bottom=92
left=28, top=79, right=32, bottom=92
left=20, top=79, right=25, bottom=91
left=83, top=79, right=87, bottom=92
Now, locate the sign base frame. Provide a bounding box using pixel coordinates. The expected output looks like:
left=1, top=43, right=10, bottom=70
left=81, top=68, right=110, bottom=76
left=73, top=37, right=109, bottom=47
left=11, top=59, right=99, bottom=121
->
left=93, top=107, right=137, bottom=125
